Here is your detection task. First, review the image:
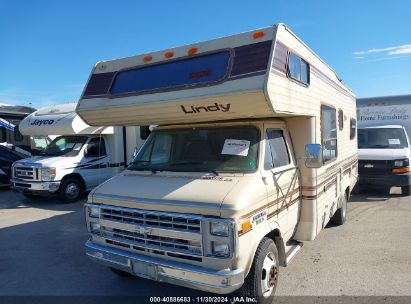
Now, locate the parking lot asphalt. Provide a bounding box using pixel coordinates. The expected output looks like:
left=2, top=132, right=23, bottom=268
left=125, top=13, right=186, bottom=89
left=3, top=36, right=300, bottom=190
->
left=0, top=187, right=410, bottom=297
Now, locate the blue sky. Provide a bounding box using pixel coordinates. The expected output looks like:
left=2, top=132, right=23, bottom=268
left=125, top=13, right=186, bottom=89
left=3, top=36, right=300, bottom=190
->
left=0, top=0, right=410, bottom=109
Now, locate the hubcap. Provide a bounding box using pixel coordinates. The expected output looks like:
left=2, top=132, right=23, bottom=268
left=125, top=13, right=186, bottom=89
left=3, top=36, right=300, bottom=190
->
left=65, top=182, right=80, bottom=199
left=261, top=251, right=278, bottom=298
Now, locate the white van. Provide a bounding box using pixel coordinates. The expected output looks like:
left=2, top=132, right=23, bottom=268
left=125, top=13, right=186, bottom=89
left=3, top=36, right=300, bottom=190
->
left=76, top=24, right=357, bottom=302
left=357, top=95, right=411, bottom=195
left=10, top=103, right=143, bottom=202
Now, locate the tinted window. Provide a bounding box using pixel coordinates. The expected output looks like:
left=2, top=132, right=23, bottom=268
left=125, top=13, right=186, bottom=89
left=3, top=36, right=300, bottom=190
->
left=338, top=109, right=344, bottom=131
left=265, top=129, right=290, bottom=168
left=87, top=138, right=107, bottom=157
left=358, top=128, right=407, bottom=149
left=322, top=105, right=337, bottom=162
left=111, top=51, right=230, bottom=95
left=301, top=60, right=309, bottom=84
left=0, top=126, right=5, bottom=143
left=289, top=54, right=301, bottom=81
left=288, top=52, right=309, bottom=85
left=350, top=118, right=356, bottom=139
left=13, top=125, right=24, bottom=142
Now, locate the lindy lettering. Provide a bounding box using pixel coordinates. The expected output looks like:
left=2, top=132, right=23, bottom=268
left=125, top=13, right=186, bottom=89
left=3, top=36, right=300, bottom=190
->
left=180, top=103, right=231, bottom=114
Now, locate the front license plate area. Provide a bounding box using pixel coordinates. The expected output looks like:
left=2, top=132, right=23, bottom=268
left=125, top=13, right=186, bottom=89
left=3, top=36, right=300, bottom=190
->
left=132, top=261, right=158, bottom=280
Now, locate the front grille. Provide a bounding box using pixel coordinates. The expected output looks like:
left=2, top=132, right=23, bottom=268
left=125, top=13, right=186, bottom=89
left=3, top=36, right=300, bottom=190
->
left=358, top=160, right=392, bottom=174
left=14, top=166, right=38, bottom=180
left=101, top=207, right=201, bottom=232
left=99, top=206, right=203, bottom=262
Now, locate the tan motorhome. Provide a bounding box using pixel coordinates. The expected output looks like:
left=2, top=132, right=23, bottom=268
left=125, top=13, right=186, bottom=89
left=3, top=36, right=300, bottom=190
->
left=76, top=24, right=358, bottom=302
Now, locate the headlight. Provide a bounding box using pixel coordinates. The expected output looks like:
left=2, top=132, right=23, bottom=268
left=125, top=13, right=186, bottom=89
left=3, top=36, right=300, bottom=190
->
left=88, top=206, right=100, bottom=218
left=211, top=241, right=230, bottom=257
left=89, top=222, right=101, bottom=234
left=210, top=221, right=229, bottom=237
left=41, top=167, right=56, bottom=181
left=394, top=159, right=409, bottom=167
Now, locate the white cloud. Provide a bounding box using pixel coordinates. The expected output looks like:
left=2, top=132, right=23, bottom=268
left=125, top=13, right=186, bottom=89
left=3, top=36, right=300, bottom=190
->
left=354, top=44, right=411, bottom=56
left=388, top=45, right=411, bottom=55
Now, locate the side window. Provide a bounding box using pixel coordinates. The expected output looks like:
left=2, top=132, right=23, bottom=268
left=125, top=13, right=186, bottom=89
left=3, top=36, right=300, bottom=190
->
left=322, top=105, right=337, bottom=162
left=288, top=52, right=309, bottom=85
left=338, top=109, right=344, bottom=131
left=265, top=129, right=290, bottom=169
left=86, top=138, right=107, bottom=157
left=14, top=125, right=24, bottom=142
left=0, top=126, right=6, bottom=143
left=350, top=118, right=356, bottom=140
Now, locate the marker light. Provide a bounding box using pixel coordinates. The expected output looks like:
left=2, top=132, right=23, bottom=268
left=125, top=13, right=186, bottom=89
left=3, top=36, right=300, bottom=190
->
left=187, top=47, right=198, bottom=56
left=164, top=51, right=174, bottom=58
left=143, top=55, right=152, bottom=63
left=241, top=219, right=252, bottom=234
left=253, top=31, right=265, bottom=39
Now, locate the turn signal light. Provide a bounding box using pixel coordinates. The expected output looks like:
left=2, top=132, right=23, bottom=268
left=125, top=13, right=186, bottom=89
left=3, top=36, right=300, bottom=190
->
left=187, top=47, right=198, bottom=56
left=164, top=51, right=174, bottom=58
left=392, top=167, right=410, bottom=173
left=253, top=31, right=264, bottom=39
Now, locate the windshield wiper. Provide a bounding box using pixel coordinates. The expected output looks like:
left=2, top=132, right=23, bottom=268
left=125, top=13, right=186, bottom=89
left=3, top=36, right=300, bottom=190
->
left=129, top=160, right=151, bottom=165
left=168, top=161, right=204, bottom=166
left=128, top=160, right=159, bottom=174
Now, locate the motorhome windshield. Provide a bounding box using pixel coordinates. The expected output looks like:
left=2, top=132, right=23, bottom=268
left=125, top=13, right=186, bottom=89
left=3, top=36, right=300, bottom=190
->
left=128, top=126, right=259, bottom=173
left=358, top=128, right=408, bottom=149
left=39, top=135, right=88, bottom=157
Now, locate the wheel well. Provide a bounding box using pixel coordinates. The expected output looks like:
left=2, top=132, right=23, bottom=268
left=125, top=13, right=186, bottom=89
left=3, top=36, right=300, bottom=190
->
left=61, top=173, right=86, bottom=192
left=264, top=229, right=286, bottom=267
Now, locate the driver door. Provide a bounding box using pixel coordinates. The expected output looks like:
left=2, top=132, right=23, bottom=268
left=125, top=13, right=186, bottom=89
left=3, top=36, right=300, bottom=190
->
left=261, top=123, right=300, bottom=241
left=81, top=137, right=111, bottom=187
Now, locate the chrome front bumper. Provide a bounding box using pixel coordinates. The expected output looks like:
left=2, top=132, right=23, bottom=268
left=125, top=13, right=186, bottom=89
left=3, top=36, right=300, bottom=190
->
left=86, top=241, right=244, bottom=294
left=10, top=178, right=61, bottom=193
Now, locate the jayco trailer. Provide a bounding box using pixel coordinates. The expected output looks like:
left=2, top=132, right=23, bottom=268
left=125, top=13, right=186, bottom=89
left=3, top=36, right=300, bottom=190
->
left=77, top=24, right=357, bottom=302
left=11, top=102, right=143, bottom=202
left=357, top=95, right=411, bottom=194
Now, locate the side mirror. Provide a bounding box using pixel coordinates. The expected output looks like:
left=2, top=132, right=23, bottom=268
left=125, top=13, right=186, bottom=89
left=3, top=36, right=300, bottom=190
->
left=305, top=144, right=323, bottom=168
left=140, top=126, right=151, bottom=140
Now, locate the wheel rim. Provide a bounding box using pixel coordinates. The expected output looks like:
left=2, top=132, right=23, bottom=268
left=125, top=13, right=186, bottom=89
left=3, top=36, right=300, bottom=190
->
left=65, top=182, right=80, bottom=200
left=261, top=251, right=278, bottom=298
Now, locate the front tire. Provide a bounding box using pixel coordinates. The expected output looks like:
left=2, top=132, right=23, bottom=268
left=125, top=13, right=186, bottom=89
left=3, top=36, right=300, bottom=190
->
left=238, top=237, right=279, bottom=304
left=331, top=191, right=347, bottom=225
left=401, top=185, right=411, bottom=196
left=59, top=178, right=83, bottom=203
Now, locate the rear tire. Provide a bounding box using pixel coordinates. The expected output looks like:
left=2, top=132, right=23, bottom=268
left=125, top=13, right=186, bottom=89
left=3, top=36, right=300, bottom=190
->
left=238, top=237, right=279, bottom=304
left=331, top=191, right=347, bottom=225
left=59, top=178, right=83, bottom=203
left=401, top=185, right=411, bottom=196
